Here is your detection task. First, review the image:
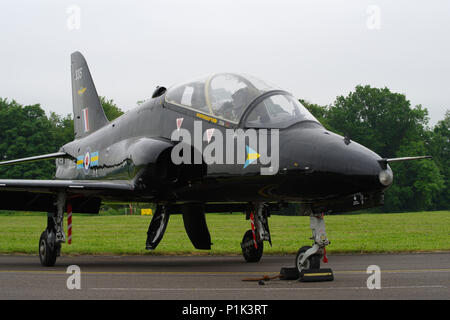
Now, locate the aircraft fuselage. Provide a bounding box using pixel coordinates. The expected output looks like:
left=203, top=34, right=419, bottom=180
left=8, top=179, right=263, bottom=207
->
left=56, top=92, right=388, bottom=209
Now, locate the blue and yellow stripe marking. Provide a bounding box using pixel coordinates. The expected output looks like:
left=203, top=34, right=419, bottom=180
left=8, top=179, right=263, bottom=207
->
left=91, top=152, right=99, bottom=166
left=76, top=156, right=84, bottom=169
left=76, top=151, right=99, bottom=170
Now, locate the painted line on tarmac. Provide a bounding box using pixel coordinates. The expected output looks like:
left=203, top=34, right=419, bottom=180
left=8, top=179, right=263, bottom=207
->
left=89, top=285, right=446, bottom=292
left=0, top=268, right=449, bottom=276
left=335, top=268, right=450, bottom=274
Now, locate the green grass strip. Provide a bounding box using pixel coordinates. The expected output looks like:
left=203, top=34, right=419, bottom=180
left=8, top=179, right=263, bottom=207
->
left=0, top=211, right=449, bottom=255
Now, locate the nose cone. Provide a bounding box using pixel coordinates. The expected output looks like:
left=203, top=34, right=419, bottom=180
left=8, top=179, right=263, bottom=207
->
left=314, top=131, right=385, bottom=190
left=280, top=127, right=391, bottom=198
left=379, top=165, right=393, bottom=187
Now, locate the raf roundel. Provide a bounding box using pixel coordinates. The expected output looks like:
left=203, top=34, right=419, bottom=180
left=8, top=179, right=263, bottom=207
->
left=83, top=151, right=90, bottom=171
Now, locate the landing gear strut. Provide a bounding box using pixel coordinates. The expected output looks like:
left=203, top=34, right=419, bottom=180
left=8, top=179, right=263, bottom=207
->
left=295, top=213, right=330, bottom=273
left=241, top=203, right=271, bottom=263
left=39, top=192, right=66, bottom=267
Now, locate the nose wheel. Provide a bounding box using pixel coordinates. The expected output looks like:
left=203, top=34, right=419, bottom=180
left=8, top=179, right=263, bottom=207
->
left=295, top=246, right=320, bottom=271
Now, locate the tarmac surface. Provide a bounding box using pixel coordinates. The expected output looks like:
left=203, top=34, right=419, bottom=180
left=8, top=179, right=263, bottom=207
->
left=0, top=252, right=448, bottom=300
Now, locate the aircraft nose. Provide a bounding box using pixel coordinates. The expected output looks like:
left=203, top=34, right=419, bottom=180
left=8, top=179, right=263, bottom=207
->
left=312, top=131, right=392, bottom=192
left=280, top=128, right=392, bottom=195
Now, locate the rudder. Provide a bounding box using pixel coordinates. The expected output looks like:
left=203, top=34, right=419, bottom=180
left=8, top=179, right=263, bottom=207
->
left=71, top=51, right=109, bottom=139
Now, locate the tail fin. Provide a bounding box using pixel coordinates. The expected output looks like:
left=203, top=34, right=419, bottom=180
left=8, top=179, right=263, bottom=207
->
left=71, top=51, right=109, bottom=139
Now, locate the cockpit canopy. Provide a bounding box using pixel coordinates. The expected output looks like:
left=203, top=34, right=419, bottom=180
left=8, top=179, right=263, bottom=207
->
left=165, top=73, right=319, bottom=128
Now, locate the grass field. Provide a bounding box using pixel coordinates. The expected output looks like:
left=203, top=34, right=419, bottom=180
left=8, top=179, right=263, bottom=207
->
left=0, top=211, right=449, bottom=255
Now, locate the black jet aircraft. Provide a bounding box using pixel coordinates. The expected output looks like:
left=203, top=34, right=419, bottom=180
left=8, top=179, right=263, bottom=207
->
left=0, top=52, right=431, bottom=272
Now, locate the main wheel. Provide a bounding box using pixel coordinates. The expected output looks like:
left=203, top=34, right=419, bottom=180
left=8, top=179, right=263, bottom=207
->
left=241, top=230, right=263, bottom=263
left=39, top=231, right=59, bottom=267
left=295, top=246, right=320, bottom=272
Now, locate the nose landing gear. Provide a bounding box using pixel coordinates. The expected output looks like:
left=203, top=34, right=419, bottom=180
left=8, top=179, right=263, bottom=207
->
left=296, top=213, right=329, bottom=271
left=295, top=213, right=334, bottom=282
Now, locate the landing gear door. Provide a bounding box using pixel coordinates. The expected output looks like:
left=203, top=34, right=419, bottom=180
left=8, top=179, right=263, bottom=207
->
left=146, top=205, right=170, bottom=250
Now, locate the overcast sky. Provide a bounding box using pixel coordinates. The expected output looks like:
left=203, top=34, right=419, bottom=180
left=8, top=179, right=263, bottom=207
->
left=0, top=0, right=449, bottom=125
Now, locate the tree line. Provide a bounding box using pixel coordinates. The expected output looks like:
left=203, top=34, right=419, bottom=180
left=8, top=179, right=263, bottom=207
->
left=0, top=96, right=123, bottom=181
left=0, top=86, right=448, bottom=212
left=301, top=85, right=448, bottom=212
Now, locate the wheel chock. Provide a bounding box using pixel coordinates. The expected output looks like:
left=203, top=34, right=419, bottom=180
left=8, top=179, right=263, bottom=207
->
left=280, top=267, right=299, bottom=280
left=299, top=268, right=334, bottom=282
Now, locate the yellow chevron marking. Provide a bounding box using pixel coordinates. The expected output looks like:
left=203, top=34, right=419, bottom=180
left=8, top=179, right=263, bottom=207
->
left=77, top=87, right=87, bottom=95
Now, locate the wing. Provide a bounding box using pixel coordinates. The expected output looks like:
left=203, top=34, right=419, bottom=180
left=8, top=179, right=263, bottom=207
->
left=0, top=179, right=135, bottom=213
left=0, top=152, right=71, bottom=166
left=0, top=151, right=139, bottom=213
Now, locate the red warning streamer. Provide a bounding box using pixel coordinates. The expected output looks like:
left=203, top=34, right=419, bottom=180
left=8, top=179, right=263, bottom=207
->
left=67, top=203, right=72, bottom=245
left=323, top=247, right=328, bottom=263
left=250, top=212, right=258, bottom=249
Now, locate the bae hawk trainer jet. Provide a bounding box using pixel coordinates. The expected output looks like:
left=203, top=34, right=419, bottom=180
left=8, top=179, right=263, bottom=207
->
left=0, top=52, right=431, bottom=272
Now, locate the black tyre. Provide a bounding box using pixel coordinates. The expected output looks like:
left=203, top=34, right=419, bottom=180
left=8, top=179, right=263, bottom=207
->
left=241, top=230, right=263, bottom=263
left=39, top=231, right=59, bottom=267
left=295, top=246, right=320, bottom=272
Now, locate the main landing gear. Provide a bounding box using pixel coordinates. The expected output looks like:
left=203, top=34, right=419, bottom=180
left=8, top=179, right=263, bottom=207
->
left=240, top=203, right=271, bottom=263
left=39, top=192, right=66, bottom=267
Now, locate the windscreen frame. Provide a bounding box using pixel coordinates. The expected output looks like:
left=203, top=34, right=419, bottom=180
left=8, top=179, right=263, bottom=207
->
left=239, top=90, right=322, bottom=129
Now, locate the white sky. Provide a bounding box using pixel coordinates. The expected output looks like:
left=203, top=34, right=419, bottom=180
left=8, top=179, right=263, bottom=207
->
left=0, top=0, right=449, bottom=125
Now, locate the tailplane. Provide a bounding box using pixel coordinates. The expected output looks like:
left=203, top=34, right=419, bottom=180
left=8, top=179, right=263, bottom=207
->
left=71, top=51, right=109, bottom=139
